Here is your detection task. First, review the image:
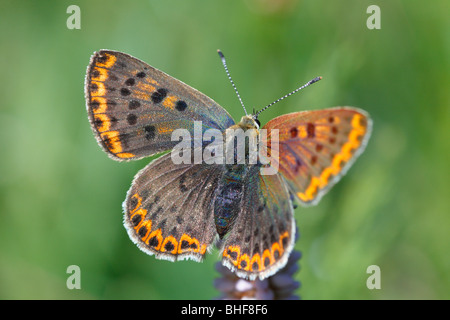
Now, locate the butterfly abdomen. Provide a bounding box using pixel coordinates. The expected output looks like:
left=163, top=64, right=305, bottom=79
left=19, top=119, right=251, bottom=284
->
left=214, top=165, right=248, bottom=239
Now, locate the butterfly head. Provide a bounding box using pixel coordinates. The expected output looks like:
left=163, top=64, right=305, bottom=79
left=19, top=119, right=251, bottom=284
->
left=238, top=115, right=260, bottom=131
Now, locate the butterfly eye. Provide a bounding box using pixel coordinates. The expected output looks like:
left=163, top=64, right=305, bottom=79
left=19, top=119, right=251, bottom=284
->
left=255, top=118, right=261, bottom=127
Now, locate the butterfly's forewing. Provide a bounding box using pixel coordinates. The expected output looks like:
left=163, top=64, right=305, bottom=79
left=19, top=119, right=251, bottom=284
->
left=85, top=50, right=235, bottom=161
left=123, top=152, right=222, bottom=262
left=220, top=166, right=295, bottom=280
left=262, top=107, right=372, bottom=206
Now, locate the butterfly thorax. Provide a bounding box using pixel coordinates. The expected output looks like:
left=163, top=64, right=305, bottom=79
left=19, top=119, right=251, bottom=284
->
left=220, top=115, right=261, bottom=165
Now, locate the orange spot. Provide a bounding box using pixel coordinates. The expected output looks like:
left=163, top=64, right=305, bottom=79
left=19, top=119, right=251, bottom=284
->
left=238, top=254, right=251, bottom=271
left=91, top=67, right=109, bottom=82
left=199, top=244, right=207, bottom=255
left=143, top=76, right=159, bottom=86
left=130, top=208, right=147, bottom=229
left=262, top=249, right=273, bottom=269
left=352, top=114, right=365, bottom=131
left=136, top=82, right=156, bottom=94
left=116, top=152, right=135, bottom=159
left=130, top=194, right=143, bottom=213
left=134, top=83, right=155, bottom=101
left=271, top=242, right=282, bottom=258
left=332, top=154, right=346, bottom=172
left=298, top=176, right=320, bottom=202
left=178, top=234, right=201, bottom=254
left=279, top=231, right=289, bottom=250
left=100, top=131, right=123, bottom=154
left=93, top=113, right=111, bottom=132
left=319, top=167, right=334, bottom=188
left=157, top=125, right=173, bottom=134
left=250, top=253, right=262, bottom=272
left=223, top=245, right=240, bottom=266
left=131, top=206, right=146, bottom=219
left=138, top=220, right=152, bottom=240
left=162, top=95, right=178, bottom=110
left=348, top=129, right=363, bottom=147
left=285, top=126, right=307, bottom=140
left=135, top=91, right=150, bottom=101
left=161, top=236, right=178, bottom=254
left=91, top=97, right=108, bottom=113
left=96, top=53, right=116, bottom=69
left=298, top=126, right=308, bottom=139
left=146, top=229, right=163, bottom=250
left=297, top=192, right=309, bottom=202
left=90, top=81, right=106, bottom=97
left=340, top=142, right=355, bottom=162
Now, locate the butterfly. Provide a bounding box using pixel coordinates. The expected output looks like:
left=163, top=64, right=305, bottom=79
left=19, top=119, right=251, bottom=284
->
left=84, top=49, right=372, bottom=280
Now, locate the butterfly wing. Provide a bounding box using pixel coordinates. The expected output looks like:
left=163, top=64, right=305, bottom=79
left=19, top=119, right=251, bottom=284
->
left=85, top=50, right=235, bottom=161
left=219, top=166, right=295, bottom=280
left=123, top=152, right=223, bottom=262
left=262, top=107, right=372, bottom=206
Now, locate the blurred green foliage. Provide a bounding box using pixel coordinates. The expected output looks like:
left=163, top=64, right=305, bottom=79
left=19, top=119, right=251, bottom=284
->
left=0, top=0, right=448, bottom=299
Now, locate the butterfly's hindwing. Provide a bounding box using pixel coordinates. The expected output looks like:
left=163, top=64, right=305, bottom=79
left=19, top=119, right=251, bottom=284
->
left=124, top=152, right=222, bottom=262
left=85, top=50, right=235, bottom=161
left=219, top=165, right=295, bottom=280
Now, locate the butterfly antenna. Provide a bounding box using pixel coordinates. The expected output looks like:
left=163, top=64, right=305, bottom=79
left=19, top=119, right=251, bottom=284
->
left=218, top=50, right=248, bottom=116
left=254, top=76, right=322, bottom=118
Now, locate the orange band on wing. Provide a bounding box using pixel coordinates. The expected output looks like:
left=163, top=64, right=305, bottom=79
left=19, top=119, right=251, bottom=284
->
left=222, top=231, right=290, bottom=273
left=297, top=113, right=368, bottom=202
left=128, top=192, right=210, bottom=257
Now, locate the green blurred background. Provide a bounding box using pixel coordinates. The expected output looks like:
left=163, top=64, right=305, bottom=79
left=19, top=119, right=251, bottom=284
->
left=0, top=0, right=448, bottom=299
